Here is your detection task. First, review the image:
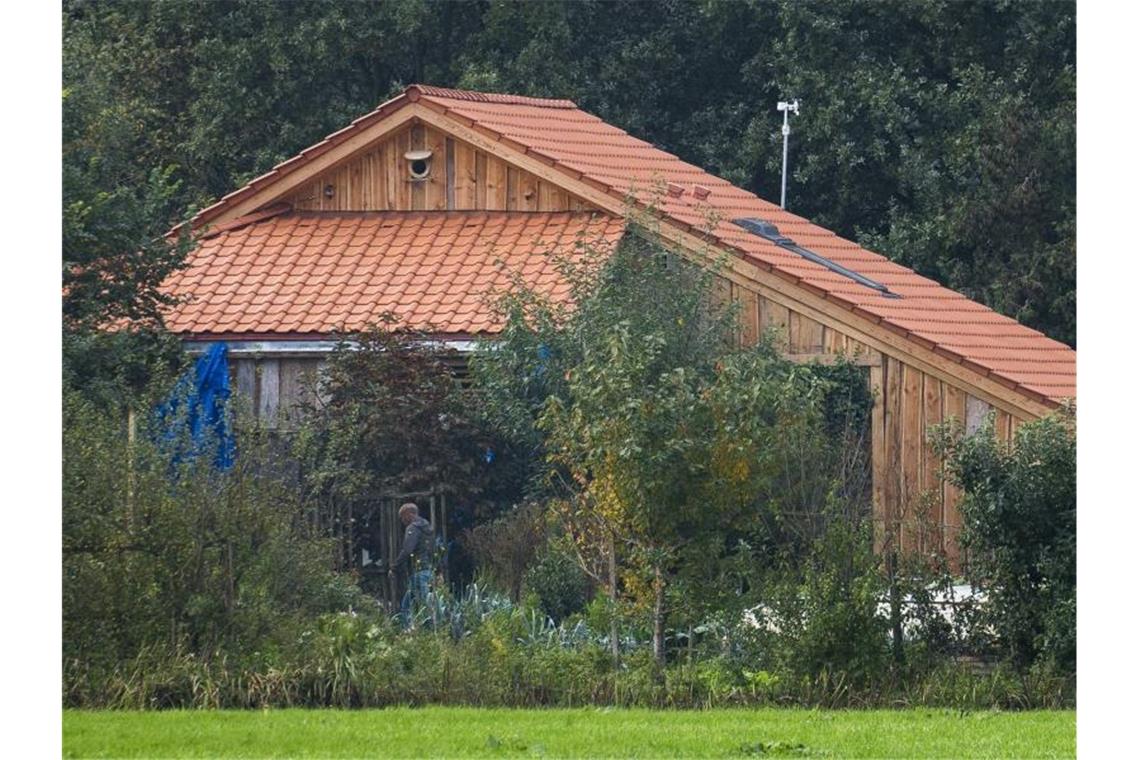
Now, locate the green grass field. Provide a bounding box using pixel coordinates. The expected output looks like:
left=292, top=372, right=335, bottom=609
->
left=63, top=707, right=1074, bottom=759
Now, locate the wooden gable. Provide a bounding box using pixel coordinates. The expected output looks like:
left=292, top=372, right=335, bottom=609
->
left=283, top=122, right=593, bottom=213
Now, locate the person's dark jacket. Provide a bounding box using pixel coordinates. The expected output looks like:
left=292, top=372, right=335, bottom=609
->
left=392, top=516, right=435, bottom=573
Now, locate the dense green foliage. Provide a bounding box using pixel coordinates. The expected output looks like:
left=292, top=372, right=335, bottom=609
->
left=63, top=0, right=1075, bottom=346
left=294, top=327, right=503, bottom=505
left=64, top=577, right=1071, bottom=711
left=934, top=412, right=1077, bottom=673
left=63, top=391, right=368, bottom=706
left=471, top=229, right=876, bottom=663
left=64, top=707, right=1076, bottom=759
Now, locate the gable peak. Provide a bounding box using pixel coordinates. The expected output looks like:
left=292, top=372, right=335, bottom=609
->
left=405, top=84, right=577, bottom=110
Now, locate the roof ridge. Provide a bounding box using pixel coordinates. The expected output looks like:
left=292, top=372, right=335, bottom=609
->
left=408, top=84, right=577, bottom=109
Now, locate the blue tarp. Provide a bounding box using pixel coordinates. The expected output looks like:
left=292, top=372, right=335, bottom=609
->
left=158, top=342, right=235, bottom=471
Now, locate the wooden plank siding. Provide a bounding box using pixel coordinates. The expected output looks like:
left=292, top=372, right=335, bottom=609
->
left=229, top=357, right=326, bottom=431
left=286, top=124, right=593, bottom=213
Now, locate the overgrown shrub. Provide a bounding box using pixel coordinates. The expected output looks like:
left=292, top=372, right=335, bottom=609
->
left=460, top=502, right=548, bottom=602
left=294, top=326, right=498, bottom=503
left=66, top=578, right=1071, bottom=710
left=933, top=411, right=1076, bottom=673
left=63, top=388, right=367, bottom=704
left=745, top=513, right=890, bottom=687
left=523, top=538, right=592, bottom=623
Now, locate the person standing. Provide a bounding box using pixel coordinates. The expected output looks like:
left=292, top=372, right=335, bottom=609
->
left=389, top=502, right=435, bottom=627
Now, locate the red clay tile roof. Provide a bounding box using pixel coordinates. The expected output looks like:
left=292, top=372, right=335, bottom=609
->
left=164, top=211, right=625, bottom=337
left=185, top=84, right=1075, bottom=404
left=411, top=87, right=1075, bottom=404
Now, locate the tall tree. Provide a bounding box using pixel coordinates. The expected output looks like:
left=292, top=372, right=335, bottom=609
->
left=63, top=0, right=1076, bottom=345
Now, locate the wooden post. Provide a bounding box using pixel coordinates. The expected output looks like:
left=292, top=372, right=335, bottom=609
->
left=608, top=531, right=620, bottom=665
left=887, top=550, right=904, bottom=668
left=126, top=407, right=137, bottom=532
left=870, top=362, right=887, bottom=553
left=652, top=563, right=666, bottom=668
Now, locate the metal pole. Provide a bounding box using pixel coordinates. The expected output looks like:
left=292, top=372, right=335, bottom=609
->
left=780, top=108, right=790, bottom=209
left=777, top=99, right=799, bottom=210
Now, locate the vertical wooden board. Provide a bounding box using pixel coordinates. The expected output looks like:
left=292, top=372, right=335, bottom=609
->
left=789, top=311, right=824, bottom=353
left=849, top=337, right=873, bottom=361
left=314, top=358, right=332, bottom=407
left=349, top=157, right=364, bottom=210
left=358, top=150, right=372, bottom=209
left=807, top=315, right=825, bottom=352
left=376, top=148, right=389, bottom=209
left=538, top=181, right=568, bottom=211
left=257, top=359, right=280, bottom=429
left=738, top=287, right=759, bottom=347
left=824, top=325, right=844, bottom=354
left=758, top=296, right=790, bottom=350
left=506, top=166, right=520, bottom=209
left=942, top=382, right=967, bottom=429
left=410, top=124, right=426, bottom=210
left=995, top=409, right=1013, bottom=445
left=871, top=363, right=888, bottom=553
left=941, top=381, right=966, bottom=567
left=518, top=170, right=539, bottom=211
left=277, top=359, right=301, bottom=429
left=280, top=359, right=319, bottom=428
left=921, top=372, right=943, bottom=551
left=424, top=127, right=448, bottom=210
left=485, top=154, right=508, bottom=210
left=965, top=394, right=990, bottom=436
left=328, top=165, right=343, bottom=210
left=386, top=135, right=401, bottom=210
left=387, top=131, right=407, bottom=210
left=787, top=310, right=803, bottom=351
left=289, top=180, right=314, bottom=210
left=900, top=364, right=923, bottom=552
left=474, top=151, right=487, bottom=208
left=235, top=359, right=257, bottom=419
left=455, top=140, right=478, bottom=208
left=710, top=276, right=732, bottom=321
left=378, top=147, right=390, bottom=209
left=884, top=356, right=902, bottom=551
left=445, top=138, right=457, bottom=209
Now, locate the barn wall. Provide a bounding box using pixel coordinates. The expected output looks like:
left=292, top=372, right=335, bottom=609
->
left=716, top=274, right=1026, bottom=568
left=229, top=356, right=325, bottom=431
left=283, top=123, right=595, bottom=213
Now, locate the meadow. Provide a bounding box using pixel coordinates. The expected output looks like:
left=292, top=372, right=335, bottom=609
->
left=64, top=707, right=1075, bottom=758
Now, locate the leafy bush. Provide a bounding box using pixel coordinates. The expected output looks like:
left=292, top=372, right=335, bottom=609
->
left=294, top=326, right=499, bottom=503
left=523, top=539, right=592, bottom=623
left=460, top=503, right=548, bottom=602
left=933, top=411, right=1076, bottom=673
left=66, top=578, right=1070, bottom=710
left=63, top=388, right=367, bottom=705
left=750, top=514, right=890, bottom=688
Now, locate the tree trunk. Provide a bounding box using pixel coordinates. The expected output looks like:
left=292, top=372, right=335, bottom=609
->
left=652, top=563, right=666, bottom=666
left=608, top=531, right=620, bottom=664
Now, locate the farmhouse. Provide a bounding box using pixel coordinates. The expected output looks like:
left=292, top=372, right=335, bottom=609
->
left=162, top=84, right=1076, bottom=564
